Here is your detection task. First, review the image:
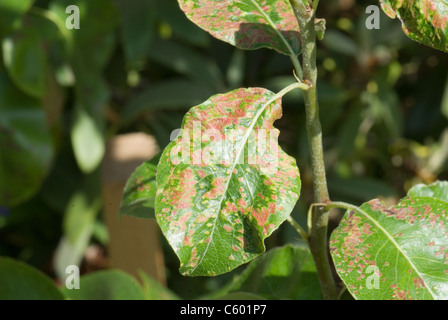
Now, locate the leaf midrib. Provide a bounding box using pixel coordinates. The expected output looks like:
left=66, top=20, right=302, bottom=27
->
left=189, top=90, right=279, bottom=274
left=353, top=203, right=437, bottom=299
left=248, top=0, right=297, bottom=56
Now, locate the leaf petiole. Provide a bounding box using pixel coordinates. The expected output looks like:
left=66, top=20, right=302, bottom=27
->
left=286, top=215, right=308, bottom=240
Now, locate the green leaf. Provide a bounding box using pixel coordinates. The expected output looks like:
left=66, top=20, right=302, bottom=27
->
left=321, top=30, right=359, bottom=57
left=0, top=257, right=64, bottom=300
left=139, top=271, right=180, bottom=300
left=177, top=0, right=300, bottom=55
left=330, top=197, right=448, bottom=300
left=120, top=154, right=161, bottom=219
left=0, top=0, right=33, bottom=39
left=148, top=39, right=225, bottom=91
left=156, top=87, right=301, bottom=276
left=215, top=292, right=266, bottom=300
left=156, top=0, right=210, bottom=47
left=122, top=78, right=214, bottom=123
left=50, top=0, right=119, bottom=71
left=379, top=0, right=448, bottom=52
left=61, top=270, right=145, bottom=300
left=228, top=244, right=322, bottom=299
left=71, top=102, right=106, bottom=174
left=0, top=71, right=54, bottom=206
left=2, top=14, right=52, bottom=98
left=115, top=0, right=156, bottom=69
left=54, top=173, right=102, bottom=280
left=49, top=0, right=116, bottom=173
left=407, top=180, right=448, bottom=203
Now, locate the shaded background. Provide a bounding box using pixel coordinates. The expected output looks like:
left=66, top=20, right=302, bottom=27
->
left=0, top=0, right=447, bottom=299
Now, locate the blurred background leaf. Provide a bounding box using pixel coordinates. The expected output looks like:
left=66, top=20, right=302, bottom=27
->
left=0, top=0, right=447, bottom=299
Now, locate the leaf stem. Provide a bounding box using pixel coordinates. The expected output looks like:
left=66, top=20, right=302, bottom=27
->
left=289, top=0, right=339, bottom=300
left=286, top=215, right=308, bottom=240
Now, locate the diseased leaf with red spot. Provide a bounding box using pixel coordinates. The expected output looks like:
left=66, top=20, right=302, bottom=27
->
left=330, top=190, right=448, bottom=300
left=177, top=0, right=300, bottom=55
left=380, top=0, right=448, bottom=52
left=155, top=87, right=301, bottom=276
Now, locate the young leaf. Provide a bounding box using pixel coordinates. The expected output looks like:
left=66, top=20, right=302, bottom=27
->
left=330, top=196, right=448, bottom=300
left=155, top=87, right=301, bottom=276
left=177, top=0, right=300, bottom=55
left=120, top=154, right=161, bottom=220
left=379, top=0, right=448, bottom=52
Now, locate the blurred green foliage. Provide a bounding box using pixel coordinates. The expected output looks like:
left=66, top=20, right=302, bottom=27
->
left=0, top=0, right=447, bottom=299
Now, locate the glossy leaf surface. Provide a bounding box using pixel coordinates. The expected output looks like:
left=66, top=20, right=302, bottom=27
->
left=330, top=191, right=448, bottom=300
left=120, top=154, right=160, bottom=219
left=156, top=87, right=301, bottom=276
left=380, top=0, right=448, bottom=52
left=407, top=180, right=448, bottom=202
left=177, top=0, right=300, bottom=55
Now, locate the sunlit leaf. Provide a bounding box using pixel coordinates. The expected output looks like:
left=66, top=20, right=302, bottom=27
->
left=330, top=194, right=448, bottom=300
left=156, top=87, right=301, bottom=276
left=380, top=0, right=448, bottom=52
left=407, top=180, right=448, bottom=203
left=177, top=0, right=300, bottom=55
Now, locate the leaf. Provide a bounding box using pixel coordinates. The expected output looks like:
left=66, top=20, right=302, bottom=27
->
left=2, top=14, right=52, bottom=98
left=71, top=102, right=106, bottom=174
left=155, top=87, right=301, bottom=276
left=328, top=177, right=397, bottom=203
left=227, top=244, right=322, bottom=299
left=0, top=257, right=64, bottom=300
left=50, top=0, right=117, bottom=173
left=330, top=196, right=448, bottom=300
left=115, top=0, right=156, bottom=69
left=177, top=0, right=300, bottom=55
left=215, top=292, right=266, bottom=300
left=0, top=71, right=54, bottom=207
left=156, top=0, right=210, bottom=47
left=139, top=271, right=180, bottom=300
left=61, top=270, right=146, bottom=300
left=120, top=154, right=161, bottom=219
left=379, top=0, right=448, bottom=52
left=321, top=30, right=359, bottom=57
left=54, top=173, right=102, bottom=280
left=407, top=180, right=448, bottom=203
left=0, top=0, right=33, bottom=39
left=148, top=39, right=225, bottom=91
left=122, top=78, right=214, bottom=124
